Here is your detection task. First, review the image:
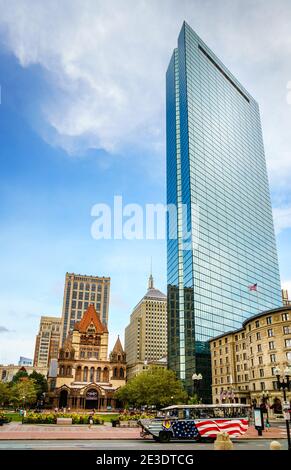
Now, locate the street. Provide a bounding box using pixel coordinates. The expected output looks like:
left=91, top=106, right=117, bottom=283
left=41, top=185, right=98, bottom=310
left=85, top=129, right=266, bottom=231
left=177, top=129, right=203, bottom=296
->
left=0, top=439, right=288, bottom=450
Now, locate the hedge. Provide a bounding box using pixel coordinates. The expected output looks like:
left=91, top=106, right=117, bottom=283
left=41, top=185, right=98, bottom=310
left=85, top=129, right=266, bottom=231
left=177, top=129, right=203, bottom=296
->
left=22, top=413, right=104, bottom=425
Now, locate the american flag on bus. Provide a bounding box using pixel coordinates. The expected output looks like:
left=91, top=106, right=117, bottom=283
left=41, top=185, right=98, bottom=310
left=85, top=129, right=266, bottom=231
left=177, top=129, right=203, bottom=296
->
left=195, top=419, right=248, bottom=437
left=248, top=283, right=257, bottom=291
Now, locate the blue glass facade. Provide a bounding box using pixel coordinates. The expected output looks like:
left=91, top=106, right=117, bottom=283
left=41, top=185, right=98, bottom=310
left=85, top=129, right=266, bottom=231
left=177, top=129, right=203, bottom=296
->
left=166, top=22, right=282, bottom=400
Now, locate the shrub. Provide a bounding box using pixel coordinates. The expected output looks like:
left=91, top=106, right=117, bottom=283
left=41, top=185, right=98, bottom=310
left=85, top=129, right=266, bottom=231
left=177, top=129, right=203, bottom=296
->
left=22, top=412, right=104, bottom=425
left=0, top=413, right=12, bottom=424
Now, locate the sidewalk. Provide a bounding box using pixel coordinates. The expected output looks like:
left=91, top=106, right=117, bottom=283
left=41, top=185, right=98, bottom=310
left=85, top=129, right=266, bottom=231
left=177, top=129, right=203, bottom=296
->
left=0, top=422, right=287, bottom=440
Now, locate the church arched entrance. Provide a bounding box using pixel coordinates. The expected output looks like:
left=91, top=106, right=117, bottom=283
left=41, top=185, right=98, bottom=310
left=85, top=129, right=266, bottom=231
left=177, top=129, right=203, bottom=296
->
left=85, top=388, right=99, bottom=409
left=59, top=389, right=68, bottom=408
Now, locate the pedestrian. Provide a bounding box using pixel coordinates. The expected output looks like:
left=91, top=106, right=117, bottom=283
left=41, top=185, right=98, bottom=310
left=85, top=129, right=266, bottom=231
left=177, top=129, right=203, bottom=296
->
left=89, top=415, right=94, bottom=429
left=265, top=418, right=271, bottom=431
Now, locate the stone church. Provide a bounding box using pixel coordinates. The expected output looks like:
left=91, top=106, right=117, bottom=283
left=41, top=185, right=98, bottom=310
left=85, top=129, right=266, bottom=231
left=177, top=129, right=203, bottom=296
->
left=49, top=304, right=126, bottom=410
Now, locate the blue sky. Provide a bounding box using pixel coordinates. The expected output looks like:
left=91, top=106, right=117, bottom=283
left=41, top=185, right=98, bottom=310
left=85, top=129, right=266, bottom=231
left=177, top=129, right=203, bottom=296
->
left=0, top=0, right=291, bottom=363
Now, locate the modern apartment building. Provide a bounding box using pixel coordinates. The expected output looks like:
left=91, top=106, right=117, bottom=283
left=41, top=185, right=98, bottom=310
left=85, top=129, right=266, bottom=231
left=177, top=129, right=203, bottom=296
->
left=33, top=316, right=61, bottom=368
left=166, top=22, right=282, bottom=399
left=60, top=272, right=110, bottom=346
left=125, top=275, right=167, bottom=380
left=210, top=306, right=291, bottom=411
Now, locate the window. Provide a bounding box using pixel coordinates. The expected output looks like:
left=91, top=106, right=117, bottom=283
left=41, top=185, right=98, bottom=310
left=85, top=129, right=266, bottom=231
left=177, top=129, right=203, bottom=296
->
left=269, top=341, right=275, bottom=350
left=255, top=320, right=260, bottom=328
left=266, top=316, right=272, bottom=325
left=213, top=342, right=216, bottom=347
left=260, top=382, right=265, bottom=390
left=283, top=326, right=291, bottom=334
left=256, top=332, right=261, bottom=340
left=285, top=339, right=291, bottom=348
left=282, top=313, right=289, bottom=321
left=249, top=336, right=252, bottom=343
left=267, top=329, right=273, bottom=337
left=235, top=335, right=238, bottom=341
left=258, top=356, right=263, bottom=364
left=253, top=383, right=256, bottom=391
left=257, top=344, right=262, bottom=352
left=287, top=352, right=291, bottom=361
left=271, top=367, right=277, bottom=375
left=225, top=338, right=228, bottom=344
left=270, top=354, right=276, bottom=363
left=259, top=369, right=264, bottom=377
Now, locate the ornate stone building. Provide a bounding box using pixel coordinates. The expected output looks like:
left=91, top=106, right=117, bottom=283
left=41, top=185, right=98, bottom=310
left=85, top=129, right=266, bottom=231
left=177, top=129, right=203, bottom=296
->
left=210, top=306, right=291, bottom=412
left=49, top=304, right=126, bottom=410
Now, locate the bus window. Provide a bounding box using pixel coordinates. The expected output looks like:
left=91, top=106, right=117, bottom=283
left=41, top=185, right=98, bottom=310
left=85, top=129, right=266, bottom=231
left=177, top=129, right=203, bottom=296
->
left=184, top=409, right=191, bottom=420
left=178, top=409, right=184, bottom=419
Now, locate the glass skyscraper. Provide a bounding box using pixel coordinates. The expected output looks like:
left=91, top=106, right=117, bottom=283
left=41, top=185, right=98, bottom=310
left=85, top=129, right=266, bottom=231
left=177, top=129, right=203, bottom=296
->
left=166, top=22, right=282, bottom=400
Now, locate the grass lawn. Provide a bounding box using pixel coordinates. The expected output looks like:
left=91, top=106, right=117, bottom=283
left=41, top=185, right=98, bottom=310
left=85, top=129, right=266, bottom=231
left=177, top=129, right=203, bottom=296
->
left=2, top=412, right=23, bottom=422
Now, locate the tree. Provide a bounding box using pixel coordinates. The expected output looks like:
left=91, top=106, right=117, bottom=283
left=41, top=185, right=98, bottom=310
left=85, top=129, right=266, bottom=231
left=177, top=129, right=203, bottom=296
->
left=12, top=369, right=29, bottom=383
left=10, top=378, right=38, bottom=408
left=114, top=367, right=188, bottom=408
left=29, top=371, right=48, bottom=398
left=0, top=383, right=11, bottom=407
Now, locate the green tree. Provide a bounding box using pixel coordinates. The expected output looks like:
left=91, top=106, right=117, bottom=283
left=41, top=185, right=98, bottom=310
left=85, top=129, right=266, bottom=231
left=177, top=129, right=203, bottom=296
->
left=0, top=382, right=11, bottom=407
left=10, top=378, right=38, bottom=408
left=29, top=371, right=48, bottom=398
left=114, top=367, right=188, bottom=408
left=12, top=369, right=29, bottom=383
left=187, top=394, right=199, bottom=405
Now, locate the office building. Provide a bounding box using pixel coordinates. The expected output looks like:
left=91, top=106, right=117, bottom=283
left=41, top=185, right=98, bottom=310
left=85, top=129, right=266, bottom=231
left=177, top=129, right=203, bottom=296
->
left=60, top=272, right=110, bottom=346
left=166, top=22, right=282, bottom=399
left=18, top=356, right=33, bottom=366
left=125, top=275, right=167, bottom=380
left=33, top=316, right=61, bottom=368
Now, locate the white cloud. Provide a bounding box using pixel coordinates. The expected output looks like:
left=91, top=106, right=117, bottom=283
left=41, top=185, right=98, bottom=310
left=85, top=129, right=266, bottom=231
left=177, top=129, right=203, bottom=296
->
left=273, top=206, right=291, bottom=234
left=0, top=0, right=290, bottom=190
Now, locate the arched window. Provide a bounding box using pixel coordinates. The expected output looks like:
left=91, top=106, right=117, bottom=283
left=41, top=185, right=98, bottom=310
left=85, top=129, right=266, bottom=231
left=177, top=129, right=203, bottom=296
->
left=76, top=366, right=82, bottom=381
left=113, top=367, right=118, bottom=378
left=80, top=283, right=84, bottom=290
left=120, top=368, right=124, bottom=379
left=96, top=368, right=101, bottom=382
left=83, top=367, right=88, bottom=382
left=66, top=366, right=71, bottom=376
left=103, top=367, right=109, bottom=382
left=90, top=367, right=95, bottom=382
left=60, top=365, right=65, bottom=376
left=85, top=283, right=90, bottom=291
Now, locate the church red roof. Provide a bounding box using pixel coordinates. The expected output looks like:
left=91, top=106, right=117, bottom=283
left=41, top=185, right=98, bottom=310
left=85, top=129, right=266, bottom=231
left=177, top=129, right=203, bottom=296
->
left=74, top=304, right=108, bottom=334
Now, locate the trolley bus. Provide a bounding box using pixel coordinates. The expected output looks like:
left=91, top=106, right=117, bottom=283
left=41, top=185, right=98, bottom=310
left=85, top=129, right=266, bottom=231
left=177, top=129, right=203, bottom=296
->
left=139, top=404, right=251, bottom=443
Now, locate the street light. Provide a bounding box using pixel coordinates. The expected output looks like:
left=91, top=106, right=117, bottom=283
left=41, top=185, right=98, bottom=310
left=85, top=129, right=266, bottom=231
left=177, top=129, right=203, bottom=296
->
left=192, top=373, right=203, bottom=401
left=274, top=365, right=291, bottom=451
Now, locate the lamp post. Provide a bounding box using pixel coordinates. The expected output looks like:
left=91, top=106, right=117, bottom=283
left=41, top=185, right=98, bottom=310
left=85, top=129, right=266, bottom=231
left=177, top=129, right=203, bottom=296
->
left=274, top=366, right=291, bottom=451
left=192, top=373, right=203, bottom=402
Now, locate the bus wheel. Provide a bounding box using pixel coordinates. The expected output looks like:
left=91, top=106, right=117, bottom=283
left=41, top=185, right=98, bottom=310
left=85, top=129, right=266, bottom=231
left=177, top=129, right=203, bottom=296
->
left=159, top=431, right=171, bottom=443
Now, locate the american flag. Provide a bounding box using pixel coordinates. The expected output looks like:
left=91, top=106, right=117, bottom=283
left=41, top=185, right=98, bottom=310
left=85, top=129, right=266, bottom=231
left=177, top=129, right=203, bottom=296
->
left=195, top=418, right=248, bottom=437
left=248, top=283, right=257, bottom=291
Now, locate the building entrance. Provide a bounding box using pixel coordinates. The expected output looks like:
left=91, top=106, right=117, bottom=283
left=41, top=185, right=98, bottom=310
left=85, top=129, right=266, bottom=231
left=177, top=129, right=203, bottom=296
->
left=85, top=389, right=99, bottom=409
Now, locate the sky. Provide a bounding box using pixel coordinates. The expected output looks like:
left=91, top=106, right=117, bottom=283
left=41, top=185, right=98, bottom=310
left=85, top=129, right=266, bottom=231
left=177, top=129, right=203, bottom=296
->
left=0, top=0, right=291, bottom=364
